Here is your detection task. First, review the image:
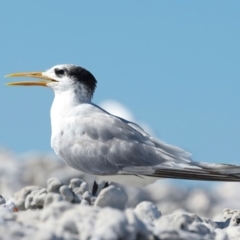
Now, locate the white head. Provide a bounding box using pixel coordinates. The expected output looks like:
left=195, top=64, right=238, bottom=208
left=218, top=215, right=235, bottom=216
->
left=6, top=64, right=97, bottom=102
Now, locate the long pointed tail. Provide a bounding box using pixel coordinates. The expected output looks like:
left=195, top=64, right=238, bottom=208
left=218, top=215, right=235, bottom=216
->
left=151, top=162, right=240, bottom=182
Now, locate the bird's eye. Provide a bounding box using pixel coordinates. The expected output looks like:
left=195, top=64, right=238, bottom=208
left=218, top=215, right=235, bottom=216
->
left=55, top=68, right=65, bottom=76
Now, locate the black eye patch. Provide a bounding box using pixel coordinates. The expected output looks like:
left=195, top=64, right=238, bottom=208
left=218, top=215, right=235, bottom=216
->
left=55, top=68, right=65, bottom=76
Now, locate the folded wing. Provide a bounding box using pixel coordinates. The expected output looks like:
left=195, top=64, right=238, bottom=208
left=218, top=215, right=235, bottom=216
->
left=60, top=109, right=240, bottom=182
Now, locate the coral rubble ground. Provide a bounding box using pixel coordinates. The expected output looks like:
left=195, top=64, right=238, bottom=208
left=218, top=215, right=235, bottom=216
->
left=0, top=150, right=240, bottom=240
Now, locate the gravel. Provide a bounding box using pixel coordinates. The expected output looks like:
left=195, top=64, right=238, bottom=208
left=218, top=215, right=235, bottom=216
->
left=0, top=151, right=240, bottom=239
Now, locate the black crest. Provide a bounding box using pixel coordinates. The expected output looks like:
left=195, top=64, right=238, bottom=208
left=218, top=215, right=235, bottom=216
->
left=68, top=66, right=97, bottom=93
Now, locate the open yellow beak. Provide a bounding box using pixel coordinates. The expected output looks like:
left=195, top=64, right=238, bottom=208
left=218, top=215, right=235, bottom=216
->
left=5, top=71, right=56, bottom=87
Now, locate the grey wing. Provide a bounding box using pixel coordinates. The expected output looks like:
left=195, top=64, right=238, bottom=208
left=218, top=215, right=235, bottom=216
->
left=60, top=112, right=193, bottom=175
left=115, top=117, right=240, bottom=182
left=60, top=112, right=240, bottom=182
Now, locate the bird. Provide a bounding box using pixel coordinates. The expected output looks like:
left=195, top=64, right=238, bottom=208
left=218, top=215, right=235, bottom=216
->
left=5, top=64, right=240, bottom=187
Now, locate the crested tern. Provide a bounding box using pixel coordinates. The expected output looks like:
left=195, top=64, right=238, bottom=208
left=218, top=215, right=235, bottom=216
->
left=6, top=64, right=240, bottom=186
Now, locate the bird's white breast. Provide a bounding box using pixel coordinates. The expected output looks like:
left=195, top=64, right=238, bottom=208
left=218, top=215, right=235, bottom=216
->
left=50, top=90, right=105, bottom=170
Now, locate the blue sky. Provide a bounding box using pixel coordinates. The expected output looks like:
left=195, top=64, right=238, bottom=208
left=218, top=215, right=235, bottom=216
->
left=1, top=1, right=240, bottom=170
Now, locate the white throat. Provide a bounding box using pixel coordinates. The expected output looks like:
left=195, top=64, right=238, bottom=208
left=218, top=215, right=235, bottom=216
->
left=50, top=86, right=92, bottom=139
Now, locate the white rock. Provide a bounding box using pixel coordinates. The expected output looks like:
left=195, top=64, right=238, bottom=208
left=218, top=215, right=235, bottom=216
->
left=229, top=212, right=240, bottom=227
left=44, top=193, right=63, bottom=207
left=82, top=191, right=92, bottom=202
left=40, top=201, right=72, bottom=222
left=69, top=178, right=83, bottom=190
left=226, top=226, right=240, bottom=239
left=94, top=186, right=127, bottom=210
left=134, top=201, right=161, bottom=223
left=72, top=194, right=82, bottom=204
left=47, top=178, right=63, bottom=193
left=214, top=229, right=229, bottom=240
left=125, top=208, right=152, bottom=240
left=73, top=182, right=89, bottom=195
left=14, top=186, right=42, bottom=210
left=91, top=207, right=129, bottom=240
left=59, top=185, right=74, bottom=202
left=25, top=188, right=47, bottom=209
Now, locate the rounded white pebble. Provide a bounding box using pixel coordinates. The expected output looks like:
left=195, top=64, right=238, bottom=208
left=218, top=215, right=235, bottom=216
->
left=47, top=178, right=63, bottom=193
left=69, top=178, right=83, bottom=190
left=82, top=191, right=92, bottom=201
left=59, top=185, right=74, bottom=202
left=14, top=186, right=42, bottom=210
left=94, top=186, right=127, bottom=210
left=44, top=193, right=63, bottom=207
left=25, top=189, right=47, bottom=209
left=134, top=201, right=161, bottom=223
left=73, top=182, right=89, bottom=195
